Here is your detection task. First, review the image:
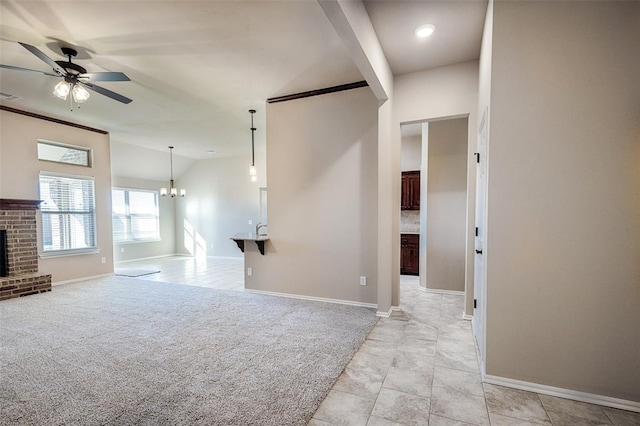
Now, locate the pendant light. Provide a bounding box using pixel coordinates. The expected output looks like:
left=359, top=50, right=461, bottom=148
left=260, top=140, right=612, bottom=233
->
left=160, top=146, right=185, bottom=197
left=249, top=109, right=257, bottom=182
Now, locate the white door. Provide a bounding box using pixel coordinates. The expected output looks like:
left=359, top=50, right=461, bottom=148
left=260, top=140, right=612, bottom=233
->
left=473, top=108, right=488, bottom=374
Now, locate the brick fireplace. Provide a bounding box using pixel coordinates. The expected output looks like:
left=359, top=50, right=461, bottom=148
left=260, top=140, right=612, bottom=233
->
left=0, top=199, right=51, bottom=301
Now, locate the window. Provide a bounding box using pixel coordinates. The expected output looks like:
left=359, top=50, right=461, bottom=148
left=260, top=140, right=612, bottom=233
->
left=37, top=140, right=92, bottom=167
left=39, top=174, right=96, bottom=254
left=112, top=189, right=160, bottom=242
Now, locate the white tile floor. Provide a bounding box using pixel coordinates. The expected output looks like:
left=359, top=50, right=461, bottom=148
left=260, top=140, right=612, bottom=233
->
left=120, top=256, right=640, bottom=426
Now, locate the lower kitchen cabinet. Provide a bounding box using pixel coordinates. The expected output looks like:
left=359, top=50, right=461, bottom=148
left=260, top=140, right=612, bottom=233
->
left=400, top=234, right=419, bottom=276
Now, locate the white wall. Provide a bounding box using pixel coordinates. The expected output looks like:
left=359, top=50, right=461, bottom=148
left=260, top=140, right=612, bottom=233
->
left=175, top=154, right=265, bottom=259
left=0, top=109, right=113, bottom=283
left=485, top=0, right=640, bottom=402
left=111, top=176, right=176, bottom=263
left=394, top=60, right=479, bottom=315
left=426, top=118, right=468, bottom=292
left=245, top=86, right=379, bottom=305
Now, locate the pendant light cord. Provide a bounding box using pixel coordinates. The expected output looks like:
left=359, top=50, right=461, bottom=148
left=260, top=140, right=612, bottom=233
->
left=170, top=146, right=174, bottom=181
left=249, top=109, right=256, bottom=167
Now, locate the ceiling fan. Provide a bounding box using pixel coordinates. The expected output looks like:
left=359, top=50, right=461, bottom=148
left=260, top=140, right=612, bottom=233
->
left=0, top=42, right=132, bottom=104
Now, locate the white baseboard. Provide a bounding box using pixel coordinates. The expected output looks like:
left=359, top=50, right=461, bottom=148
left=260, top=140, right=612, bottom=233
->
left=426, top=288, right=465, bottom=296
left=377, top=305, right=402, bottom=317
left=244, top=288, right=377, bottom=310
left=52, top=273, right=114, bottom=286
left=115, top=253, right=177, bottom=264
left=462, top=313, right=473, bottom=321
left=483, top=374, right=640, bottom=413
left=376, top=308, right=392, bottom=317
left=418, top=286, right=427, bottom=292
left=206, top=255, right=243, bottom=260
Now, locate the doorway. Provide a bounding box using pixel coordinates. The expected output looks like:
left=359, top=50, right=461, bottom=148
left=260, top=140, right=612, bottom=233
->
left=400, top=117, right=470, bottom=297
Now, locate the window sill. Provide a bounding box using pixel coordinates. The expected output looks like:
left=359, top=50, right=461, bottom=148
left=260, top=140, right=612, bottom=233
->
left=40, top=248, right=101, bottom=259
left=114, top=239, right=162, bottom=245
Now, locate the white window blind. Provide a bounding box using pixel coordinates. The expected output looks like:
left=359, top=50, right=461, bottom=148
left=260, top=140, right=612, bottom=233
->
left=112, top=188, right=160, bottom=242
left=39, top=174, right=96, bottom=254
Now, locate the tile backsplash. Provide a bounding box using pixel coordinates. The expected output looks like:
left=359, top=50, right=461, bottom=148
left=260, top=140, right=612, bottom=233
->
left=400, top=210, right=420, bottom=233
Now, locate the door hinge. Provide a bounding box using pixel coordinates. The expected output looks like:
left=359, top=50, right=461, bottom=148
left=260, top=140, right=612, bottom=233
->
left=475, top=227, right=479, bottom=237
left=474, top=152, right=480, bottom=163
left=474, top=299, right=477, bottom=309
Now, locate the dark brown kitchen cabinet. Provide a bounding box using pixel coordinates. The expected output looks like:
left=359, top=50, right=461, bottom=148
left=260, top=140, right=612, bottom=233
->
left=400, top=234, right=419, bottom=276
left=401, top=171, right=420, bottom=210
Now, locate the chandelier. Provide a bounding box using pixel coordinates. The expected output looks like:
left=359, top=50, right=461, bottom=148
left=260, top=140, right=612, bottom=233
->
left=160, top=146, right=185, bottom=197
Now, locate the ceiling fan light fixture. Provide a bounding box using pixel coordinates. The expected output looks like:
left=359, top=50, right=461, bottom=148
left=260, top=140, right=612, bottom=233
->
left=415, top=24, right=436, bottom=38
left=53, top=81, right=70, bottom=100
left=72, top=84, right=90, bottom=103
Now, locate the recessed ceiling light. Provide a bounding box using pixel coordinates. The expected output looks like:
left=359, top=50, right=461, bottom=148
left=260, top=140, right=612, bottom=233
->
left=415, top=24, right=436, bottom=38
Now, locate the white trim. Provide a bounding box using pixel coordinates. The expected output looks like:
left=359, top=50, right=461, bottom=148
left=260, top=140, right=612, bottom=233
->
left=391, top=305, right=401, bottom=311
left=114, top=239, right=162, bottom=245
left=115, top=253, right=177, bottom=264
left=462, top=313, right=473, bottom=320
left=483, top=375, right=640, bottom=413
left=244, top=289, right=378, bottom=310
left=376, top=307, right=393, bottom=317
left=426, top=288, right=465, bottom=296
left=52, top=273, right=113, bottom=286
left=40, top=248, right=101, bottom=258
left=418, top=286, right=427, bottom=292
left=206, top=255, right=244, bottom=260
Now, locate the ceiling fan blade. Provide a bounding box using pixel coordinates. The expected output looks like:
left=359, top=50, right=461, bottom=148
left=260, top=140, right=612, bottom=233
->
left=19, top=42, right=66, bottom=75
left=80, top=72, right=130, bottom=82
left=80, top=81, right=132, bottom=104
left=0, top=64, right=59, bottom=77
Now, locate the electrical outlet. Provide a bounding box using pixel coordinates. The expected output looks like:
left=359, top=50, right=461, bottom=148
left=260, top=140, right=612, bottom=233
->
left=120, top=247, right=125, bottom=253
left=360, top=276, right=366, bottom=286
left=248, top=219, right=253, bottom=225
left=101, top=257, right=106, bottom=264
left=247, top=267, right=253, bottom=276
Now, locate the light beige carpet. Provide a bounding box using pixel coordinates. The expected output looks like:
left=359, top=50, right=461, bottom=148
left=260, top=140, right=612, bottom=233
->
left=0, top=276, right=378, bottom=425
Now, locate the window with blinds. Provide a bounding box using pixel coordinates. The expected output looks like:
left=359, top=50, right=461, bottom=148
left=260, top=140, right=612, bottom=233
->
left=112, top=188, right=160, bottom=242
left=39, top=174, right=97, bottom=254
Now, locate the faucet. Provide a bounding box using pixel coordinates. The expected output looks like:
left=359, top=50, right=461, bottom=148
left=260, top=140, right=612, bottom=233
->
left=255, top=222, right=267, bottom=236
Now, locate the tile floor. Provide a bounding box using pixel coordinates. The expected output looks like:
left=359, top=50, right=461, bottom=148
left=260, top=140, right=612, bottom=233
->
left=118, top=256, right=640, bottom=426
left=117, top=255, right=244, bottom=291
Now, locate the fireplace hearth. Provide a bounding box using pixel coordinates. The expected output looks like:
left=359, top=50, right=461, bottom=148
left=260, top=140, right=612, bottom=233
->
left=0, top=198, right=51, bottom=300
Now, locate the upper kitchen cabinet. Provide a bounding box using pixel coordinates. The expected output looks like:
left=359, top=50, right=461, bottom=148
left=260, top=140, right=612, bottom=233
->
left=401, top=171, right=420, bottom=210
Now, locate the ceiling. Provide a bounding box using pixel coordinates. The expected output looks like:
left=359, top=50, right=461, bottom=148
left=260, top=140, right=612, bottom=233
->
left=0, top=0, right=486, bottom=163
left=363, top=0, right=487, bottom=75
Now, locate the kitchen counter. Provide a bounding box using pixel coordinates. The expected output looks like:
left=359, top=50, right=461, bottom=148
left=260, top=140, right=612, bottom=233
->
left=231, top=233, right=269, bottom=255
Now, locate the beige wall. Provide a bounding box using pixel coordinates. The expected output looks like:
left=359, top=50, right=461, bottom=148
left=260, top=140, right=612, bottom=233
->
left=426, top=118, right=468, bottom=292
left=401, top=135, right=421, bottom=172
left=245, top=86, right=379, bottom=305
left=111, top=176, right=176, bottom=262
left=486, top=1, right=640, bottom=401
left=394, top=60, right=479, bottom=315
left=175, top=154, right=265, bottom=259
left=0, top=109, right=114, bottom=283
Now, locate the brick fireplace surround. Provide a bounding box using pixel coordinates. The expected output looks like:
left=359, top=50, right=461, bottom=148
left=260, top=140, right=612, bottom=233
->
left=0, top=199, right=51, bottom=301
